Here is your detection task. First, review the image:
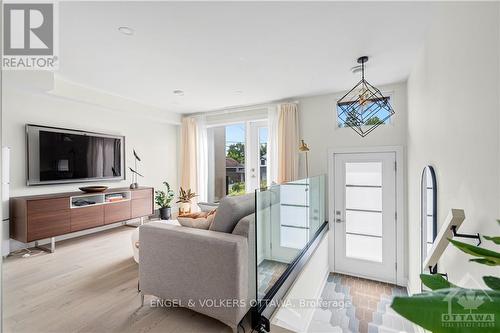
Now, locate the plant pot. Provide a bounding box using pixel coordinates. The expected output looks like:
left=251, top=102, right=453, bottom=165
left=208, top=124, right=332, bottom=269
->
left=159, top=207, right=171, bottom=220
left=178, top=202, right=191, bottom=215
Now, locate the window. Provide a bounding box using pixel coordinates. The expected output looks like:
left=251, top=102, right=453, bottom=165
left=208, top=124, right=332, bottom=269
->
left=225, top=124, right=246, bottom=196
left=207, top=120, right=269, bottom=202
left=259, top=127, right=268, bottom=189
left=337, top=96, right=392, bottom=128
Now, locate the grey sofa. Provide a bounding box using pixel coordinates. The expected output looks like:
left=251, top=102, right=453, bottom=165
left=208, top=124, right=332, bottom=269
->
left=139, top=193, right=256, bottom=332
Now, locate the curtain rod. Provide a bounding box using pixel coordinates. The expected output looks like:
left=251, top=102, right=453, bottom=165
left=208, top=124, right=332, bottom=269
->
left=186, top=100, right=299, bottom=118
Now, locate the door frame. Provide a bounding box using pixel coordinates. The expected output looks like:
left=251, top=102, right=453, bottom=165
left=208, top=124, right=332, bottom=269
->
left=328, top=146, right=406, bottom=286
left=246, top=120, right=268, bottom=193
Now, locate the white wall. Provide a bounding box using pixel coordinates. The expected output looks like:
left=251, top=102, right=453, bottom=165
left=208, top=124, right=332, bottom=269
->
left=271, top=233, right=329, bottom=333
left=407, top=2, right=500, bottom=293
left=296, top=82, right=407, bottom=178
left=296, top=82, right=408, bottom=283
left=2, top=71, right=180, bottom=200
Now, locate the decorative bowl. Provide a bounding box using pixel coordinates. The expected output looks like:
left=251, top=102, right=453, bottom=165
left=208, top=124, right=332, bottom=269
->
left=79, top=186, right=108, bottom=193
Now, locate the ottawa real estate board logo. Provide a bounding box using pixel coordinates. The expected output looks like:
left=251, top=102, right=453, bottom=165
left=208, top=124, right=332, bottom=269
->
left=3, top=1, right=58, bottom=70
left=441, top=276, right=496, bottom=330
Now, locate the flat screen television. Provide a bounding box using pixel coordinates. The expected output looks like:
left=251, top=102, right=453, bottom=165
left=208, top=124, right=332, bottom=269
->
left=26, top=125, right=125, bottom=185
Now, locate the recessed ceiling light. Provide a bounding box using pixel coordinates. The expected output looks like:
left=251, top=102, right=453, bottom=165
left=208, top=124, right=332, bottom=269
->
left=118, top=26, right=134, bottom=36
left=234, top=90, right=243, bottom=94
left=173, top=89, right=184, bottom=96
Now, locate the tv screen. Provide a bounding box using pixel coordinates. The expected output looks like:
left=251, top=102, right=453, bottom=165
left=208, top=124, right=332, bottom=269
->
left=27, top=125, right=125, bottom=185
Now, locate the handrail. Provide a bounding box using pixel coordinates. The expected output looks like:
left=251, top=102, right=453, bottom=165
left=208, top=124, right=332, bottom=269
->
left=423, top=209, right=465, bottom=273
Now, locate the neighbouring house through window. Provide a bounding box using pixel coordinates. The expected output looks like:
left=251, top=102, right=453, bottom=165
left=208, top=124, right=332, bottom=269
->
left=207, top=120, right=268, bottom=202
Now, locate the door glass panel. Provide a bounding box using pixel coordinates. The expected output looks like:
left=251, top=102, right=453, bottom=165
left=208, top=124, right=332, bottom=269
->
left=345, top=161, right=383, bottom=262
left=281, top=205, right=309, bottom=228
left=346, top=234, right=382, bottom=262
left=280, top=226, right=308, bottom=249
left=280, top=184, right=308, bottom=206
left=345, top=187, right=382, bottom=211
left=345, top=210, right=382, bottom=237
left=346, top=162, right=382, bottom=186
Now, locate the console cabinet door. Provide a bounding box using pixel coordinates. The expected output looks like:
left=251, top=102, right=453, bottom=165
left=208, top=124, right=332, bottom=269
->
left=131, top=198, right=153, bottom=219
left=28, top=210, right=71, bottom=242
left=131, top=189, right=153, bottom=218
left=104, top=201, right=131, bottom=224
left=71, top=205, right=104, bottom=232
left=27, top=198, right=70, bottom=242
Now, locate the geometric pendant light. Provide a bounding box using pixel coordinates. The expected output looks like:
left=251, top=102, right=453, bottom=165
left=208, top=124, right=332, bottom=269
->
left=336, top=56, right=395, bottom=137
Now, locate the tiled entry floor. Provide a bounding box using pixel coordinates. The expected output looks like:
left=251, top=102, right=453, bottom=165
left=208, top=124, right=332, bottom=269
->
left=257, top=260, right=289, bottom=299
left=308, top=273, right=415, bottom=333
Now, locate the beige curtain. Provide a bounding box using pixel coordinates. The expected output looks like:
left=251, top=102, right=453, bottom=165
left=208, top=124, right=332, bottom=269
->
left=180, top=117, right=198, bottom=192
left=277, top=103, right=299, bottom=183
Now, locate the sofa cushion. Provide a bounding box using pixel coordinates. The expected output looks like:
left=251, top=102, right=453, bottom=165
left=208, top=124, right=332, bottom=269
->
left=210, top=193, right=255, bottom=233
left=232, top=213, right=255, bottom=239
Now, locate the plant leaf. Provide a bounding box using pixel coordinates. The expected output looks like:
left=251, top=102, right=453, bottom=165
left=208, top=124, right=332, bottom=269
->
left=484, top=276, right=500, bottom=291
left=470, top=258, right=500, bottom=266
left=391, top=288, right=500, bottom=333
left=484, top=235, right=500, bottom=245
left=420, top=274, right=454, bottom=290
left=449, top=238, right=500, bottom=260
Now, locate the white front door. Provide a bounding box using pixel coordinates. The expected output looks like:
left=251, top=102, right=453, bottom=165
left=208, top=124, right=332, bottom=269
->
left=333, top=152, right=397, bottom=283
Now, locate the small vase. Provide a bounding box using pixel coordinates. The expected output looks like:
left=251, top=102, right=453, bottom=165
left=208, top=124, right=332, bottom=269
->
left=178, top=202, right=191, bottom=215
left=159, top=207, right=171, bottom=220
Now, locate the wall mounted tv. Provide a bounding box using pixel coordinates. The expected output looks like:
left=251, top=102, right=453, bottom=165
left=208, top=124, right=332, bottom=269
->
left=26, top=125, right=125, bottom=186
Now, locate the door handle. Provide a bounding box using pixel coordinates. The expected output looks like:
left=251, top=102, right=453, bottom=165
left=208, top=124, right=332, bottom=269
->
left=335, top=210, right=343, bottom=223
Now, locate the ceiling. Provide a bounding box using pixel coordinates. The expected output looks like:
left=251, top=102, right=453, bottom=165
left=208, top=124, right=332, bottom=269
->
left=59, top=2, right=431, bottom=114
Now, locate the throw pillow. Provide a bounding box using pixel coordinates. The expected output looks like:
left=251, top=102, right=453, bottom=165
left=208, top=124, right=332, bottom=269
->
left=178, top=209, right=216, bottom=230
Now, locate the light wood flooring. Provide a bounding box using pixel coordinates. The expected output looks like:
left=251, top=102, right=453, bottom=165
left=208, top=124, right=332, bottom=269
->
left=3, top=226, right=240, bottom=333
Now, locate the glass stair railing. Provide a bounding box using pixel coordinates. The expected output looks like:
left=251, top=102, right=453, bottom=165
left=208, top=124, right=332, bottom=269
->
left=252, top=175, right=328, bottom=331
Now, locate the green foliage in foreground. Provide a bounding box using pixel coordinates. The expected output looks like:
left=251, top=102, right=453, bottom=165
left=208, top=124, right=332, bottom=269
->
left=391, top=221, right=500, bottom=332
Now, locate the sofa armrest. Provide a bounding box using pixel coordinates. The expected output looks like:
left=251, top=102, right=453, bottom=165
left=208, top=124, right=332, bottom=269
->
left=139, top=222, right=249, bottom=328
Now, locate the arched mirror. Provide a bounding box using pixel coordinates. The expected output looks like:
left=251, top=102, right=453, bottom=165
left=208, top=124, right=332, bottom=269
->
left=421, top=165, right=437, bottom=273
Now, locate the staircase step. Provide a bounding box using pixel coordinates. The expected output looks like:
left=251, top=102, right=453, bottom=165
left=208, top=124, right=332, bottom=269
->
left=381, top=311, right=416, bottom=333
left=307, top=320, right=345, bottom=332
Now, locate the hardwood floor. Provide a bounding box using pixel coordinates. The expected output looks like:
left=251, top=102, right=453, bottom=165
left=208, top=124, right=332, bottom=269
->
left=3, top=226, right=238, bottom=333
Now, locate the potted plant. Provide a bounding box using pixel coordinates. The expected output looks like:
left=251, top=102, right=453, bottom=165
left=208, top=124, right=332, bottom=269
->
left=176, top=187, right=197, bottom=215
left=154, top=182, right=175, bottom=220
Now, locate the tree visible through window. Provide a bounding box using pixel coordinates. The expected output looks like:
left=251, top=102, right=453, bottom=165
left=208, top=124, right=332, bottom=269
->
left=337, top=96, right=391, bottom=128
left=226, top=124, right=246, bottom=196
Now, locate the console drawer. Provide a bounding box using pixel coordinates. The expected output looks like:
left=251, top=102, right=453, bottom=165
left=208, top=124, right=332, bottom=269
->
left=27, top=210, right=71, bottom=242
left=104, top=201, right=131, bottom=224
left=70, top=205, right=104, bottom=232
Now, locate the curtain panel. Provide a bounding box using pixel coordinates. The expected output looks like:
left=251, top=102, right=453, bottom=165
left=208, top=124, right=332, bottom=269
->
left=179, top=116, right=208, bottom=203
left=277, top=103, right=299, bottom=183
left=180, top=117, right=198, bottom=194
